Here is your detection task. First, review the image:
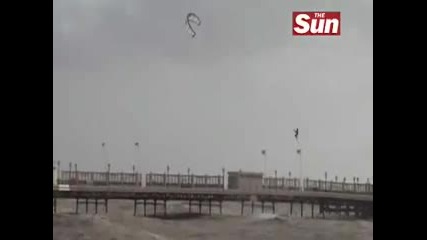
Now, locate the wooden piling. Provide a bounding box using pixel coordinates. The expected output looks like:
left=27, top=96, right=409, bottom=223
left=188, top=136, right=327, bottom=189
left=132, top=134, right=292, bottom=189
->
left=209, top=200, right=212, bottom=215
left=241, top=200, right=244, bottom=215
left=133, top=199, right=137, bottom=216
left=189, top=200, right=192, bottom=214
left=53, top=198, right=57, bottom=213
left=199, top=200, right=202, bottom=215
left=251, top=201, right=254, bottom=214
left=219, top=200, right=222, bottom=215
left=144, top=199, right=147, bottom=216
left=164, top=200, right=167, bottom=216
left=95, top=199, right=98, bottom=214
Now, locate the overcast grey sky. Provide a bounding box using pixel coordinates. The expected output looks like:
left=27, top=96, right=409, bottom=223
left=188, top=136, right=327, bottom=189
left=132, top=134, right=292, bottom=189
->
left=53, top=0, right=373, bottom=181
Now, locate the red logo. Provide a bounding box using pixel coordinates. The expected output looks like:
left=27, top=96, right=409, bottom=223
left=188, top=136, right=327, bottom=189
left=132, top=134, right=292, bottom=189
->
left=293, top=12, right=341, bottom=36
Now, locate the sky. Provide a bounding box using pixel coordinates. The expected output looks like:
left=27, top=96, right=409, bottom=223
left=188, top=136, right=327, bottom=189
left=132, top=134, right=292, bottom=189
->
left=53, top=0, right=373, bottom=182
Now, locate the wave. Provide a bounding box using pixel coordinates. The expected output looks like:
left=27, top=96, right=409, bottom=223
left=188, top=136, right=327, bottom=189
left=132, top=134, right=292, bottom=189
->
left=251, top=213, right=287, bottom=222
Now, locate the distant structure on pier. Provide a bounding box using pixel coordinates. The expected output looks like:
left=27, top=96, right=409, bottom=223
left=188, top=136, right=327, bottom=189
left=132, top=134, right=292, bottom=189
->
left=53, top=165, right=58, bottom=186
left=227, top=171, right=263, bottom=192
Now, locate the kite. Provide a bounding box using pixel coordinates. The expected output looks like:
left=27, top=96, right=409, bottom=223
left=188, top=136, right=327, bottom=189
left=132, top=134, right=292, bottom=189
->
left=293, top=128, right=299, bottom=142
left=185, top=13, right=201, bottom=38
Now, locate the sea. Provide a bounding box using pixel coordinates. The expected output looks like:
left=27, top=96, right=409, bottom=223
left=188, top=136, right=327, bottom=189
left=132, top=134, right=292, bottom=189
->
left=53, top=199, right=373, bottom=240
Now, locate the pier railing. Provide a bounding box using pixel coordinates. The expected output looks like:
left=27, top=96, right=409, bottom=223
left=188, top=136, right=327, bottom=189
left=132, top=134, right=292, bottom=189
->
left=262, top=177, right=301, bottom=191
left=59, top=170, right=142, bottom=186
left=262, top=177, right=373, bottom=194
left=55, top=169, right=372, bottom=194
left=145, top=172, right=224, bottom=189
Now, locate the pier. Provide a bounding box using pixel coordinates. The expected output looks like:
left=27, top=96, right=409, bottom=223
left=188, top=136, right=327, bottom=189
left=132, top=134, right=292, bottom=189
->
left=53, top=166, right=373, bottom=219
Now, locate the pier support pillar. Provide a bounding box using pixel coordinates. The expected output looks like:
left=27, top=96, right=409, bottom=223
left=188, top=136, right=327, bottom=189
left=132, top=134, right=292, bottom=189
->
left=199, top=200, right=202, bottom=215
left=164, top=200, right=167, bottom=216
left=261, top=201, right=265, bottom=213
left=323, top=207, right=326, bottom=219
left=311, top=202, right=314, bottom=218
left=219, top=201, right=222, bottom=215
left=105, top=199, right=108, bottom=213
left=241, top=200, right=244, bottom=216
left=209, top=200, right=212, bottom=215
left=300, top=201, right=303, bottom=217
left=272, top=202, right=275, bottom=214
left=143, top=199, right=147, bottom=216
left=189, top=200, right=192, bottom=214
left=53, top=198, right=57, bottom=213
left=133, top=199, right=137, bottom=216
left=359, top=205, right=363, bottom=218
left=319, top=203, right=325, bottom=219
left=357, top=205, right=362, bottom=218
left=290, top=201, right=293, bottom=216
left=95, top=199, right=99, bottom=214
left=86, top=198, right=89, bottom=213
left=251, top=201, right=254, bottom=214
left=346, top=204, right=350, bottom=217
left=76, top=198, right=79, bottom=214
left=154, top=199, right=157, bottom=216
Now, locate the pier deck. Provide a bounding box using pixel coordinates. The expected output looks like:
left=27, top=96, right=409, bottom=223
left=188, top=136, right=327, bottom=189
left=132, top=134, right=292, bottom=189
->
left=53, top=186, right=373, bottom=218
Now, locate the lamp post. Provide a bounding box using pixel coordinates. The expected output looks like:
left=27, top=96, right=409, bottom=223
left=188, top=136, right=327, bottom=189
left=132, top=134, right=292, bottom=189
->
left=324, top=171, right=328, bottom=191
left=102, top=142, right=109, bottom=172
left=222, top=167, right=225, bottom=191
left=261, top=149, right=267, bottom=177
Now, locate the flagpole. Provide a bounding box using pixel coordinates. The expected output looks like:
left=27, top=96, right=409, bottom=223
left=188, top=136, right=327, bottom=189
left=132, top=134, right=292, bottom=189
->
left=294, top=128, right=303, bottom=192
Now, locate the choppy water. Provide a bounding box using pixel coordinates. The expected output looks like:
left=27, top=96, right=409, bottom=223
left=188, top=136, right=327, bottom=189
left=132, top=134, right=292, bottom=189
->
left=53, top=200, right=373, bottom=240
